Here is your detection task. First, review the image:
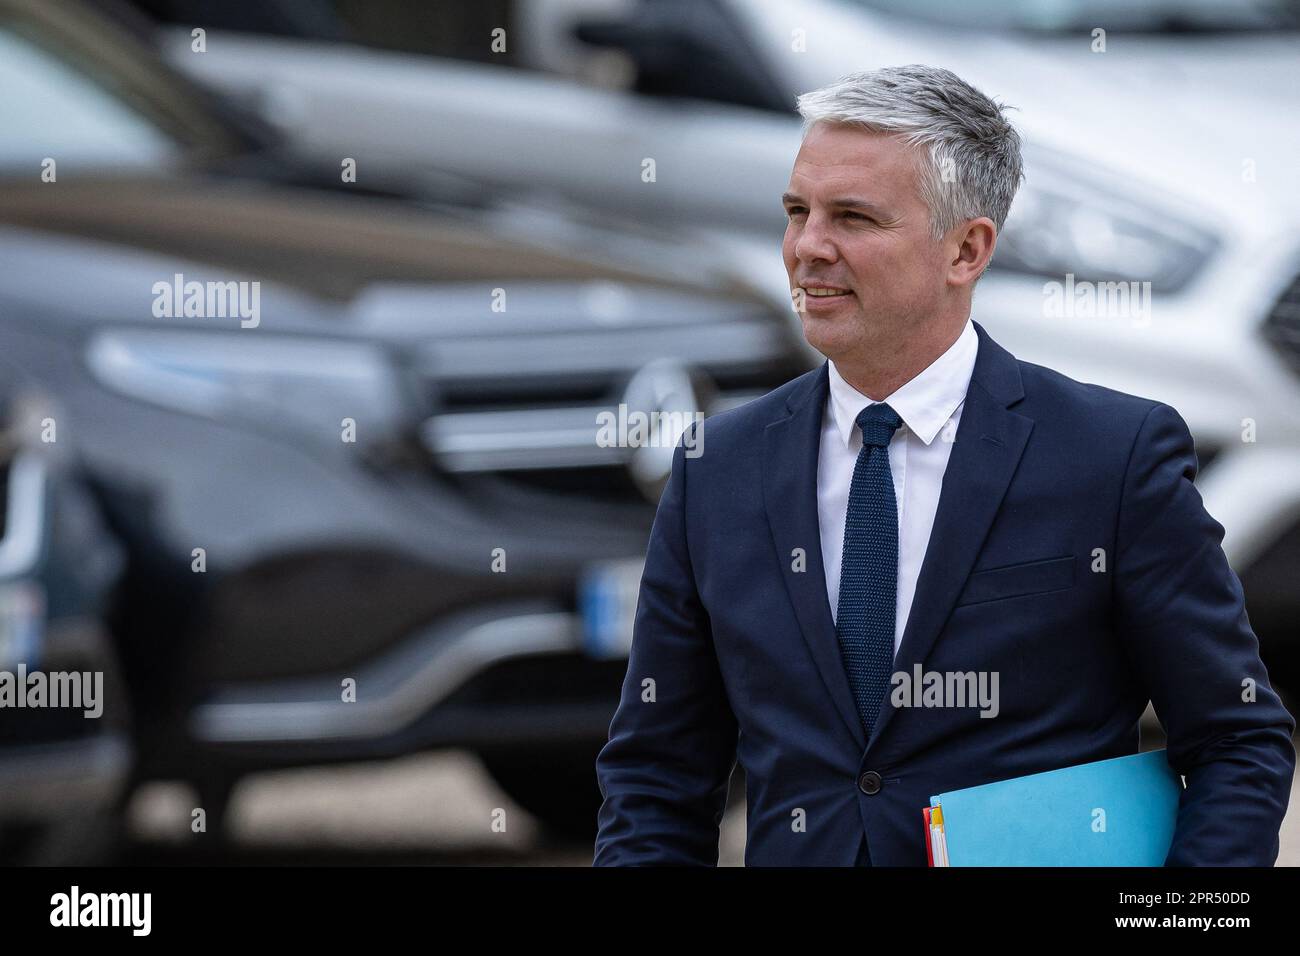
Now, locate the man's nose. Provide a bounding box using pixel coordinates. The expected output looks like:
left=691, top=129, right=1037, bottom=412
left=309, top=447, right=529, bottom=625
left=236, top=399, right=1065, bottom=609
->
left=793, top=213, right=838, bottom=264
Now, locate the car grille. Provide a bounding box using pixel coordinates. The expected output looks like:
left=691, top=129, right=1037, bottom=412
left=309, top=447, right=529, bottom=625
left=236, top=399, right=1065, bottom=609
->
left=416, top=285, right=807, bottom=502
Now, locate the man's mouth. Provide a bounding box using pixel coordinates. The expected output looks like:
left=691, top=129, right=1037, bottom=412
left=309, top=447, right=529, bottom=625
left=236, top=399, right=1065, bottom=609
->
left=799, top=285, right=854, bottom=298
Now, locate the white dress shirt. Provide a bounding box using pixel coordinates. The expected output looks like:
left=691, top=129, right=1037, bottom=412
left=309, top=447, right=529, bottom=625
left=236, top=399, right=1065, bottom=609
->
left=818, top=319, right=979, bottom=652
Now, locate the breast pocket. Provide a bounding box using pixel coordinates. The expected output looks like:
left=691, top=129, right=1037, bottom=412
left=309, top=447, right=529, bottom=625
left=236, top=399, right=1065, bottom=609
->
left=954, top=555, right=1075, bottom=607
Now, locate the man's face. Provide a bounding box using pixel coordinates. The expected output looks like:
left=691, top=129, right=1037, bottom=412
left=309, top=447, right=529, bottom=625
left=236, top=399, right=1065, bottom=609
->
left=782, top=123, right=951, bottom=362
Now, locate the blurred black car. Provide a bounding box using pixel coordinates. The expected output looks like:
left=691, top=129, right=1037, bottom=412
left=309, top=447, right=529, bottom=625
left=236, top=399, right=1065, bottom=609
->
left=0, top=0, right=802, bottom=840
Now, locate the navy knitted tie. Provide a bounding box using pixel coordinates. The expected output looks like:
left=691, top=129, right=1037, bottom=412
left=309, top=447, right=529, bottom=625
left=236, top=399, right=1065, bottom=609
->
left=835, top=401, right=903, bottom=740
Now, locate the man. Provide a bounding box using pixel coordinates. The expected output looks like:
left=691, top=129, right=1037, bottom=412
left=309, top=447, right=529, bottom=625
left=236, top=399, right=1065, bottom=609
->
left=593, top=65, right=1295, bottom=866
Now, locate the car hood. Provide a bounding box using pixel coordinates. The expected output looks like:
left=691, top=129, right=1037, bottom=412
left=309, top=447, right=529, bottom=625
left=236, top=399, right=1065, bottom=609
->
left=744, top=0, right=1300, bottom=223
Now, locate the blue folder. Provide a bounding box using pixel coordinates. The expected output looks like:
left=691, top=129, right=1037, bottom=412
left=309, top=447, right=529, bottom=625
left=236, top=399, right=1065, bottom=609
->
left=931, top=750, right=1183, bottom=866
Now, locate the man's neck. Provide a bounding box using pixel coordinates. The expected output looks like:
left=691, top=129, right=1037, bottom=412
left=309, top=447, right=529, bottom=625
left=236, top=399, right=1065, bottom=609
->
left=834, top=318, right=967, bottom=401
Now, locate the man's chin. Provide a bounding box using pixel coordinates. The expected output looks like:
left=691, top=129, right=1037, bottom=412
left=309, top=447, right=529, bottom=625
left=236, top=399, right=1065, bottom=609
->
left=800, top=312, right=864, bottom=361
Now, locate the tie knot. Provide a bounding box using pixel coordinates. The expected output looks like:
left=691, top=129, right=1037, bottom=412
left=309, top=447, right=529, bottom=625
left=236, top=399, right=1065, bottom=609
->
left=856, top=402, right=902, bottom=448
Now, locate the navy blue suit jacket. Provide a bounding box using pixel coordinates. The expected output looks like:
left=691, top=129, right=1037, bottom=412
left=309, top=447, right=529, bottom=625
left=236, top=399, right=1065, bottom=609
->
left=594, top=321, right=1295, bottom=866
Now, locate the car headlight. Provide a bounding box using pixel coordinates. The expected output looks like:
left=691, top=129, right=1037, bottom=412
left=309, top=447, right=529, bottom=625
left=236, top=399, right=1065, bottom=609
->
left=993, top=147, right=1218, bottom=293
left=85, top=330, right=406, bottom=441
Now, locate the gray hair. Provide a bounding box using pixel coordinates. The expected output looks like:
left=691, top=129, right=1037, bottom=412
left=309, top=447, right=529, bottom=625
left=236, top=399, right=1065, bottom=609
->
left=795, top=65, right=1024, bottom=240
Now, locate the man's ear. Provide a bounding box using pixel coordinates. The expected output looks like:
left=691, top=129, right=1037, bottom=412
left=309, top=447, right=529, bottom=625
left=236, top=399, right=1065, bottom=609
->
left=947, top=217, right=998, bottom=287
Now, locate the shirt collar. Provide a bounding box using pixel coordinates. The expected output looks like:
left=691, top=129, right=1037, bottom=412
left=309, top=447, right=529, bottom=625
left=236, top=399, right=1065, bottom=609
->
left=827, top=318, right=978, bottom=449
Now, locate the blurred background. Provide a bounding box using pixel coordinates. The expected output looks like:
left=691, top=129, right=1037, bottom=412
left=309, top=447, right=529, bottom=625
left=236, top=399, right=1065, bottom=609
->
left=0, top=0, right=1297, bottom=865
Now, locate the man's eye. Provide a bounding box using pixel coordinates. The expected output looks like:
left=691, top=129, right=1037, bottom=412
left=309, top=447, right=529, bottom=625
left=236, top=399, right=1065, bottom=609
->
left=844, top=211, right=870, bottom=221
left=786, top=208, right=806, bottom=217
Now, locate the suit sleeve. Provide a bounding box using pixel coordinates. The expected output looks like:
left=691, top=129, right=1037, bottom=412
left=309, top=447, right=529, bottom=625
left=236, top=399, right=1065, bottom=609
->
left=1115, top=402, right=1296, bottom=865
left=593, top=426, right=739, bottom=865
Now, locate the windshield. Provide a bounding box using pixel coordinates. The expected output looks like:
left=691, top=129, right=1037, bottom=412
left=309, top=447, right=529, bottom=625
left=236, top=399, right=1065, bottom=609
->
left=0, top=26, right=182, bottom=170
left=0, top=0, right=257, bottom=176
left=838, top=0, right=1300, bottom=32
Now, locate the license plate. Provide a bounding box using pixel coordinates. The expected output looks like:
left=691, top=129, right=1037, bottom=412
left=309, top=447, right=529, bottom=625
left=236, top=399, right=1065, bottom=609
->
left=578, top=558, right=645, bottom=660
left=0, top=582, right=45, bottom=670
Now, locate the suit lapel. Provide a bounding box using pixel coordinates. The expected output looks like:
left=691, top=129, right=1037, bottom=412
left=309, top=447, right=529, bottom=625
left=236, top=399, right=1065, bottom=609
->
left=761, top=321, right=1033, bottom=754
left=763, top=362, right=867, bottom=750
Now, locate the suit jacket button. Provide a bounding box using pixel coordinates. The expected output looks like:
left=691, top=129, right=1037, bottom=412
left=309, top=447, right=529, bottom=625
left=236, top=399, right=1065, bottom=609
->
left=858, top=771, right=882, bottom=795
